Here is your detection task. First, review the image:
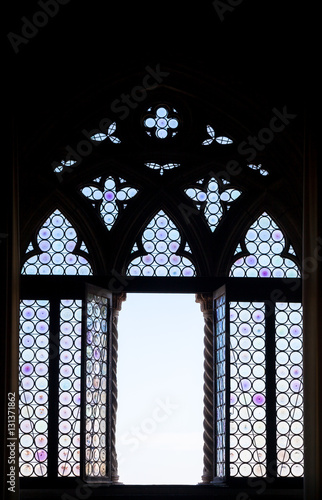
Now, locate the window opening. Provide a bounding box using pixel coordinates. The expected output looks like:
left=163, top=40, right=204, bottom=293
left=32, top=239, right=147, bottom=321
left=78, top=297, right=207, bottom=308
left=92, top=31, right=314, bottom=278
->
left=116, top=293, right=204, bottom=484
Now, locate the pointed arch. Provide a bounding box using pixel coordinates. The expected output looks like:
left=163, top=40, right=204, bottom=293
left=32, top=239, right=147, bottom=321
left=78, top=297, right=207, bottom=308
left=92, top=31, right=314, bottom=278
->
left=126, top=210, right=195, bottom=277
left=230, top=212, right=301, bottom=278
left=21, top=209, right=93, bottom=275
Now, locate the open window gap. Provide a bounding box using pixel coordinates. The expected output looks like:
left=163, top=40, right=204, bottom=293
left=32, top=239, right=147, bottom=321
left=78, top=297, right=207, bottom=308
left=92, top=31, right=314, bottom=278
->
left=116, top=293, right=204, bottom=485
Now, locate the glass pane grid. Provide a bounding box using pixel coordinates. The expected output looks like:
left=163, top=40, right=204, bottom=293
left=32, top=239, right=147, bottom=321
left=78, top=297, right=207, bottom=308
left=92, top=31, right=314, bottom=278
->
left=230, top=213, right=300, bottom=278
left=144, top=106, right=179, bottom=139
left=229, top=302, right=266, bottom=477
left=216, top=293, right=226, bottom=477
left=19, top=300, right=50, bottom=477
left=81, top=177, right=138, bottom=230
left=185, top=179, right=241, bottom=233
left=127, top=211, right=195, bottom=277
left=85, top=292, right=109, bottom=478
left=22, top=209, right=92, bottom=275
left=58, top=300, right=82, bottom=477
left=275, top=302, right=303, bottom=477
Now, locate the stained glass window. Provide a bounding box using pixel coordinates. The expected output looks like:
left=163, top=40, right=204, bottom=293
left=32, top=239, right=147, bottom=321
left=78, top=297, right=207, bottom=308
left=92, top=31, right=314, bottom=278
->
left=127, top=210, right=195, bottom=276
left=81, top=176, right=138, bottom=230
left=275, top=302, right=303, bottom=477
left=52, top=122, right=121, bottom=175
left=19, top=300, right=50, bottom=477
left=247, top=164, right=269, bottom=176
left=145, top=163, right=180, bottom=175
left=215, top=291, right=226, bottom=478
left=202, top=125, right=233, bottom=146
left=229, top=302, right=267, bottom=477
left=84, top=288, right=111, bottom=480
left=144, top=105, right=179, bottom=138
left=230, top=213, right=300, bottom=278
left=184, top=177, right=242, bottom=232
left=58, top=300, right=82, bottom=477
left=22, top=209, right=92, bottom=275
left=227, top=300, right=304, bottom=479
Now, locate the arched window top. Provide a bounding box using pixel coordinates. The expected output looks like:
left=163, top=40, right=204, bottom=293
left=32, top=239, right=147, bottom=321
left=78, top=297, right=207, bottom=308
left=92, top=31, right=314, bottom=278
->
left=127, top=210, right=195, bottom=277
left=22, top=209, right=93, bottom=275
left=230, top=212, right=300, bottom=278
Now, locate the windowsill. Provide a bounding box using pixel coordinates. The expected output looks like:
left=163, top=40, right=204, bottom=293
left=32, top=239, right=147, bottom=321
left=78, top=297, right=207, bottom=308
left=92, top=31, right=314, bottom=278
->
left=19, top=478, right=304, bottom=499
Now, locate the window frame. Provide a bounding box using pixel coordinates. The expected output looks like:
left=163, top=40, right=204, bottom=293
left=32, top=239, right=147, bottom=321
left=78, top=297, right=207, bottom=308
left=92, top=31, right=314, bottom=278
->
left=19, top=274, right=303, bottom=495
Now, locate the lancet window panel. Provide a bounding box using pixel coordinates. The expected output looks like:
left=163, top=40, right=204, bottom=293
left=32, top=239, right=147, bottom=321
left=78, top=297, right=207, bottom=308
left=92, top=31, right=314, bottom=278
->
left=275, top=302, right=303, bottom=477
left=230, top=212, right=300, bottom=278
left=214, top=296, right=304, bottom=482
left=229, top=301, right=267, bottom=478
left=84, top=289, right=111, bottom=480
left=21, top=209, right=93, bottom=276
left=19, top=300, right=50, bottom=478
left=58, top=300, right=82, bottom=477
left=127, top=210, right=196, bottom=277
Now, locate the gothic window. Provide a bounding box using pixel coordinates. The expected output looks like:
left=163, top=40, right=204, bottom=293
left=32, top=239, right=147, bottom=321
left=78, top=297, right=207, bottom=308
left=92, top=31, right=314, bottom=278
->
left=19, top=95, right=303, bottom=494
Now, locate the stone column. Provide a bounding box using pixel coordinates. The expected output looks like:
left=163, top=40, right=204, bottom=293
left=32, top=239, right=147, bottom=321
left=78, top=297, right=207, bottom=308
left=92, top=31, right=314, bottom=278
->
left=110, top=293, right=126, bottom=483
left=195, top=293, right=214, bottom=483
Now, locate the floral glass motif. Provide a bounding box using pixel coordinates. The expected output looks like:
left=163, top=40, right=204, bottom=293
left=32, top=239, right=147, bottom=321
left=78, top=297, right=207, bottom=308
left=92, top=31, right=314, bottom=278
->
left=275, top=303, right=303, bottom=477
left=89, top=122, right=121, bottom=144
left=229, top=302, right=267, bottom=477
left=145, top=163, right=180, bottom=175
left=202, top=125, right=233, bottom=146
left=144, top=106, right=179, bottom=139
left=52, top=122, right=121, bottom=175
left=127, top=210, right=195, bottom=276
left=19, top=300, right=50, bottom=477
left=22, top=209, right=92, bottom=275
left=247, top=164, right=269, bottom=176
left=58, top=300, right=82, bottom=477
left=230, top=213, right=300, bottom=278
left=184, top=177, right=242, bottom=232
left=81, top=176, right=138, bottom=230
left=85, top=291, right=109, bottom=478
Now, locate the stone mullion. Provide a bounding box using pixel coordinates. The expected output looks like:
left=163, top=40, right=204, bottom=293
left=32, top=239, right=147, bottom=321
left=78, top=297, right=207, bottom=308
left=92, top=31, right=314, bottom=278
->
left=196, top=293, right=215, bottom=484
left=110, top=293, right=126, bottom=483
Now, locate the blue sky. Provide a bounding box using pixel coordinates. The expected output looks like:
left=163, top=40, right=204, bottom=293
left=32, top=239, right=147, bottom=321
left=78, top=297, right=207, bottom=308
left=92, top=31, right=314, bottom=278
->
left=116, top=293, right=205, bottom=484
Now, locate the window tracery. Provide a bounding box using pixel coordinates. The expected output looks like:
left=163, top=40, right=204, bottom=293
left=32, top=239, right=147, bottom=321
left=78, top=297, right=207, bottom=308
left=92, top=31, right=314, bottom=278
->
left=81, top=176, right=138, bottom=230
left=22, top=209, right=92, bottom=276
left=19, top=94, right=303, bottom=490
left=230, top=212, right=300, bottom=278
left=127, top=210, right=195, bottom=277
